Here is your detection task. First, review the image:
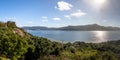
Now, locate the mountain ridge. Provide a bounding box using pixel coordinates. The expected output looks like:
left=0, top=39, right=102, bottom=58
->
left=22, top=24, right=120, bottom=31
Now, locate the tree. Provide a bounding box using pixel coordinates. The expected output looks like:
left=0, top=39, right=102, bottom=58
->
left=0, top=29, right=31, bottom=60
left=7, top=21, right=16, bottom=28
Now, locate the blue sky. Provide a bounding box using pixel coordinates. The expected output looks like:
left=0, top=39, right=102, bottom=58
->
left=0, top=0, right=120, bottom=27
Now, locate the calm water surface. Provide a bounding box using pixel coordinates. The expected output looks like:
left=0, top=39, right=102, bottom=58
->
left=27, top=30, right=120, bottom=43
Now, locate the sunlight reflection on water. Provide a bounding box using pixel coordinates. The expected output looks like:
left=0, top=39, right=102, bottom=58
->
left=27, top=30, right=120, bottom=43
left=92, top=31, right=108, bottom=43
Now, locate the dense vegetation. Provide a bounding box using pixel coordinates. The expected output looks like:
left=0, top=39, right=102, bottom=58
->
left=0, top=21, right=120, bottom=60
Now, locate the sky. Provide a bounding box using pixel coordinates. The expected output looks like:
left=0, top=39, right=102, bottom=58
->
left=0, top=0, right=120, bottom=27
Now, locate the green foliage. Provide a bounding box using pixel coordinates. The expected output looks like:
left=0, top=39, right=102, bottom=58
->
left=0, top=21, right=34, bottom=60
left=6, top=21, right=16, bottom=28
left=0, top=21, right=119, bottom=60
left=0, top=22, right=6, bottom=27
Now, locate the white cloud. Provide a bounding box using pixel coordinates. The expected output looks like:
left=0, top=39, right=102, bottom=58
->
left=42, top=20, right=48, bottom=22
left=28, top=21, right=33, bottom=24
left=41, top=16, right=48, bottom=22
left=103, top=20, right=107, bottom=23
left=5, top=16, right=17, bottom=21
left=53, top=17, right=61, bottom=21
left=41, top=16, right=48, bottom=19
left=64, top=10, right=86, bottom=19
left=5, top=16, right=19, bottom=23
left=64, top=15, right=71, bottom=19
left=70, top=10, right=86, bottom=18
left=55, top=1, right=73, bottom=11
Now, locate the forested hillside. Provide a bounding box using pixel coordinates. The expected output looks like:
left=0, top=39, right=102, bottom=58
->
left=0, top=21, right=120, bottom=60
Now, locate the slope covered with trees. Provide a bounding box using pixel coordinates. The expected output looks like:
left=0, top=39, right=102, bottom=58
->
left=0, top=21, right=120, bottom=60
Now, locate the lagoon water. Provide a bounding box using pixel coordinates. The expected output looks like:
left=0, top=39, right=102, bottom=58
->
left=27, top=30, right=120, bottom=43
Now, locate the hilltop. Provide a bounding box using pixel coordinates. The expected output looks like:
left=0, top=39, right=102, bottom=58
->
left=0, top=21, right=31, bottom=37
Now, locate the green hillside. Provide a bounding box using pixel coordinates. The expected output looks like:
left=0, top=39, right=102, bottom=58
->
left=0, top=21, right=120, bottom=60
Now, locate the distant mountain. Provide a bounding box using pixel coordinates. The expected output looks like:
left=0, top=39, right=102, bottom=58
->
left=22, top=24, right=120, bottom=31
left=23, top=26, right=49, bottom=30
